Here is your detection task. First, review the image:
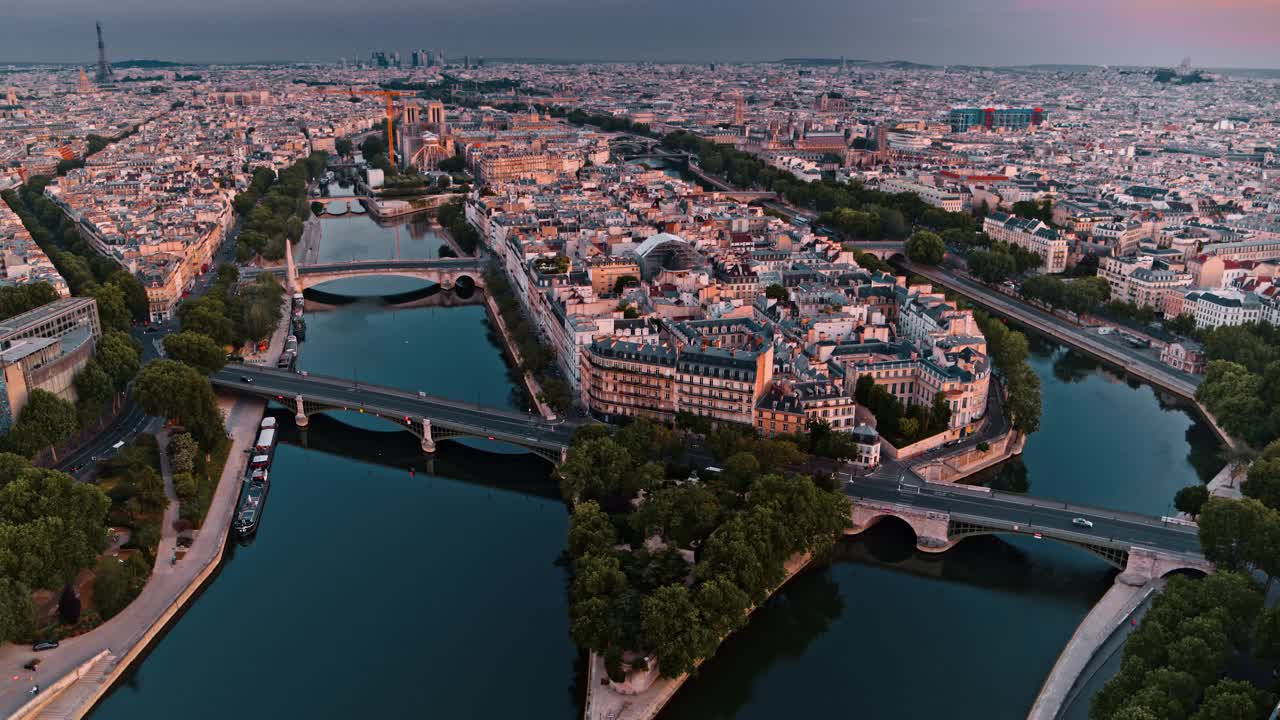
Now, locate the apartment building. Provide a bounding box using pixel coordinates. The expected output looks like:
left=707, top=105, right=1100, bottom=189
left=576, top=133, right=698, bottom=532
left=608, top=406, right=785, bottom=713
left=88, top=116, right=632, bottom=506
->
left=983, top=212, right=1070, bottom=273
left=1098, top=256, right=1192, bottom=310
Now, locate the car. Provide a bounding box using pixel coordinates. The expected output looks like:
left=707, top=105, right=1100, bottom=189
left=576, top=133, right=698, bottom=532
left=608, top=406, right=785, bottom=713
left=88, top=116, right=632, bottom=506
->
left=31, top=640, right=58, bottom=652
left=22, top=659, right=40, bottom=670
left=1072, top=517, right=1094, bottom=529
left=240, top=376, right=253, bottom=384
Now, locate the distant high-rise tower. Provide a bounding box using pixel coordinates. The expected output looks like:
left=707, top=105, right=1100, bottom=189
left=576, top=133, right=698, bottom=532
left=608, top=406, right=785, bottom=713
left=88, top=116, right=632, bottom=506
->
left=77, top=67, right=93, bottom=94
left=732, top=92, right=745, bottom=125
left=840, top=55, right=847, bottom=72
left=463, top=55, right=470, bottom=69
left=94, top=21, right=114, bottom=84
left=5, top=87, right=16, bottom=106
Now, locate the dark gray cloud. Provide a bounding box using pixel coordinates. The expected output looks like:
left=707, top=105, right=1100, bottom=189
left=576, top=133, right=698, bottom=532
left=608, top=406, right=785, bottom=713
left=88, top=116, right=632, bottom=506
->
left=2, top=0, right=1277, bottom=68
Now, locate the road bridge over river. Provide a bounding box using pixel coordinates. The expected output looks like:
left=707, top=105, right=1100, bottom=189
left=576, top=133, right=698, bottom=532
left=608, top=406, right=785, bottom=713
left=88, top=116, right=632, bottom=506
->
left=211, top=365, right=578, bottom=463
left=845, top=476, right=1208, bottom=574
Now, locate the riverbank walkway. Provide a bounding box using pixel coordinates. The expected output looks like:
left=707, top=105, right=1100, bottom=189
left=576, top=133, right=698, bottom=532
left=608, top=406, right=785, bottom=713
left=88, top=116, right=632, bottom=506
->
left=7, top=396, right=263, bottom=719
left=1028, top=579, right=1164, bottom=720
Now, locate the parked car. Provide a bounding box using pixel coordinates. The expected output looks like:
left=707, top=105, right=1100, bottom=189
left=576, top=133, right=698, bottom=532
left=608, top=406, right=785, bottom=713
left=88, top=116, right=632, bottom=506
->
left=31, top=640, right=58, bottom=652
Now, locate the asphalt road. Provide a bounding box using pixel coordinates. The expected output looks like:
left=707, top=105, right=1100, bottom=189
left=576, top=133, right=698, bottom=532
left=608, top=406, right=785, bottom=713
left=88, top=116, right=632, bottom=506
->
left=210, top=365, right=578, bottom=451
left=843, top=476, right=1202, bottom=556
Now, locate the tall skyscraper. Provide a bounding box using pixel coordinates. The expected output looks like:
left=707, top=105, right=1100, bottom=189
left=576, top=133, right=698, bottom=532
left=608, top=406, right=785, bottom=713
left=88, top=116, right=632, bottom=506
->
left=94, top=21, right=114, bottom=84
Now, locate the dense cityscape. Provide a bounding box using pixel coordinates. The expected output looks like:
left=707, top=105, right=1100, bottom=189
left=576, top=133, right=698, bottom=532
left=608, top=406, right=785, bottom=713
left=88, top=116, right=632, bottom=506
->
left=0, top=10, right=1279, bottom=720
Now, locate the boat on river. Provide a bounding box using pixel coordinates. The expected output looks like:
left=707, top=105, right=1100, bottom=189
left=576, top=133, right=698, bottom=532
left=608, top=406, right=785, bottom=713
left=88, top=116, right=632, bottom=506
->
left=233, top=419, right=278, bottom=538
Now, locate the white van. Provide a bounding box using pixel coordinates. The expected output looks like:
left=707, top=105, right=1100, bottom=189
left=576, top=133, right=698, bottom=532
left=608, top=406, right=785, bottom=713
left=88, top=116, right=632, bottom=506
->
left=260, top=417, right=278, bottom=430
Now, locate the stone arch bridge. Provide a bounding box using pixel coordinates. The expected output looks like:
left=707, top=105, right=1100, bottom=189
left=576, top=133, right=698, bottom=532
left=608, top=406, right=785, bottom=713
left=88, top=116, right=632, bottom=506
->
left=845, top=483, right=1211, bottom=583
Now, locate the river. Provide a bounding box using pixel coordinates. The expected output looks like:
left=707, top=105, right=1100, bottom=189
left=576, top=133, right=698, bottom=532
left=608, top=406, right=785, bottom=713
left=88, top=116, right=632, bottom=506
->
left=90, top=214, right=1222, bottom=719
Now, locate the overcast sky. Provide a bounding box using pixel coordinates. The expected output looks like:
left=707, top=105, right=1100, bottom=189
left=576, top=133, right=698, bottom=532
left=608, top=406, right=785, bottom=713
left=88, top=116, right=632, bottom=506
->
left=3, top=0, right=1278, bottom=68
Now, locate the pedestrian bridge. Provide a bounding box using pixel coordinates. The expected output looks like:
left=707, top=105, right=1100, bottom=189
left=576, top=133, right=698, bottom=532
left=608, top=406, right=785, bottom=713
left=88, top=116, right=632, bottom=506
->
left=211, top=365, right=579, bottom=463
left=845, top=480, right=1211, bottom=580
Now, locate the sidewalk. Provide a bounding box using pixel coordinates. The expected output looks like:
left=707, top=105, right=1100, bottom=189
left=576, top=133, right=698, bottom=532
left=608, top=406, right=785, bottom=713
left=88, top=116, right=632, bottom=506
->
left=1028, top=579, right=1161, bottom=720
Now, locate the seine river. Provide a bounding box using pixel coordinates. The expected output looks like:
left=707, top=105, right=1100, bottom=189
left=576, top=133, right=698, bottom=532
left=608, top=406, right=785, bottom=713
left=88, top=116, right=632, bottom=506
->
left=90, top=216, right=1221, bottom=719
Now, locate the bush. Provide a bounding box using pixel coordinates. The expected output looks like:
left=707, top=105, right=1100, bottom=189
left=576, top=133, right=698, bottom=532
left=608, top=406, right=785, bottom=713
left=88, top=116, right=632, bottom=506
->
left=976, top=441, right=990, bottom=452
left=174, top=472, right=197, bottom=501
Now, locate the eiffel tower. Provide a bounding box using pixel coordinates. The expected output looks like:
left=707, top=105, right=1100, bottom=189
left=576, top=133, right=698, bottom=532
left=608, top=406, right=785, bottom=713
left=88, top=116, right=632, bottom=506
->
left=95, top=21, right=114, bottom=84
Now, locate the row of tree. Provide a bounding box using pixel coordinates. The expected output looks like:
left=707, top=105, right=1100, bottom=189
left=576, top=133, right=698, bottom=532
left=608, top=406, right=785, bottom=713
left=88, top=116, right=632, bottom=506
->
left=436, top=199, right=479, bottom=254
left=481, top=265, right=572, bottom=412
left=1090, top=570, right=1276, bottom=720
left=975, top=312, right=1043, bottom=434
left=176, top=264, right=284, bottom=350
left=233, top=153, right=328, bottom=261
left=1195, top=323, right=1280, bottom=448
left=562, top=420, right=850, bottom=679
left=1019, top=275, right=1112, bottom=316
left=966, top=242, right=1045, bottom=284
left=2, top=179, right=149, bottom=320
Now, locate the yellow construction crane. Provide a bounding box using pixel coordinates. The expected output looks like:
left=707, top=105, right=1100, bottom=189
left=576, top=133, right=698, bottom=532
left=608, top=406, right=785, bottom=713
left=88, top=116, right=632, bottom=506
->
left=317, top=87, right=407, bottom=167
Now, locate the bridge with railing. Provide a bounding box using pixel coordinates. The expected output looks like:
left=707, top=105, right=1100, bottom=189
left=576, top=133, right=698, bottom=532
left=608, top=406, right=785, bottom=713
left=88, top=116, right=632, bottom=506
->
left=844, top=477, right=1209, bottom=578
left=211, top=365, right=578, bottom=463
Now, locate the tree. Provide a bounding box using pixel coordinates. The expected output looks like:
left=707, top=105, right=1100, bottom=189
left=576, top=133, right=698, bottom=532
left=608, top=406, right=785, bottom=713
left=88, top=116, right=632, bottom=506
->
left=0, top=458, right=110, bottom=589
left=568, top=552, right=629, bottom=651
left=720, top=452, right=761, bottom=493
left=1166, top=313, right=1196, bottom=337
left=1243, top=443, right=1280, bottom=511
left=163, top=331, right=227, bottom=374
left=968, top=248, right=1017, bottom=284
left=905, top=230, right=944, bottom=265
left=1197, top=497, right=1266, bottom=571
left=335, top=138, right=353, bottom=157
left=169, top=432, right=198, bottom=475
left=174, top=472, right=197, bottom=501
left=1255, top=604, right=1280, bottom=670
left=1191, top=679, right=1275, bottom=720
left=568, top=501, right=616, bottom=558
left=134, top=465, right=166, bottom=511
left=764, top=283, right=788, bottom=301
left=558, top=437, right=641, bottom=502
left=0, top=282, right=59, bottom=322
left=97, top=330, right=142, bottom=390
left=1174, top=484, right=1210, bottom=517
left=0, top=577, right=35, bottom=645
left=631, top=484, right=720, bottom=548
left=5, top=389, right=78, bottom=459
left=133, top=360, right=225, bottom=449
left=58, top=583, right=81, bottom=625
left=928, top=391, right=952, bottom=434
left=89, top=283, right=132, bottom=333
left=73, top=359, right=115, bottom=425
left=641, top=584, right=714, bottom=677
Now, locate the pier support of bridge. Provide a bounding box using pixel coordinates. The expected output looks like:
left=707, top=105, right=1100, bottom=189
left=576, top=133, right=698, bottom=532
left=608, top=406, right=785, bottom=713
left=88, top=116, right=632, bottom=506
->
left=421, top=418, right=436, bottom=453
left=294, top=395, right=308, bottom=427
